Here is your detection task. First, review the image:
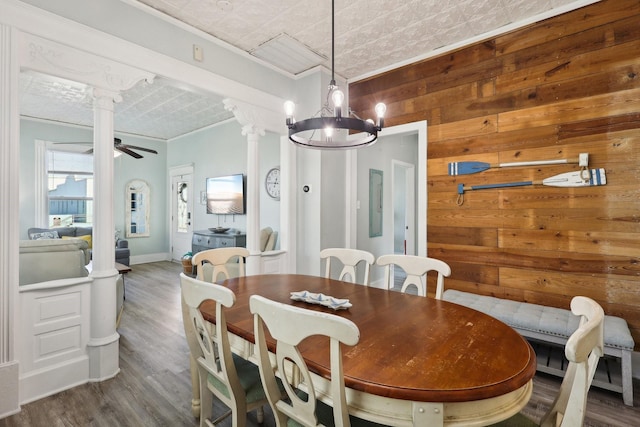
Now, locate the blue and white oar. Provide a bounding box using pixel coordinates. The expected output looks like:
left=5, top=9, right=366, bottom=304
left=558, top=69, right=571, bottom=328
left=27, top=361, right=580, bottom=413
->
left=456, top=168, right=606, bottom=205
left=449, top=153, right=589, bottom=175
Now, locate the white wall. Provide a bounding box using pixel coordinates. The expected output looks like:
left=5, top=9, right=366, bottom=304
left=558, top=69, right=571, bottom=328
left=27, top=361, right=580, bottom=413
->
left=356, top=133, right=419, bottom=285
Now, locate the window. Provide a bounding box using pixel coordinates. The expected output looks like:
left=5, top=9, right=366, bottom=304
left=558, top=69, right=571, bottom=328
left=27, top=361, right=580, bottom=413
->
left=47, top=149, right=94, bottom=227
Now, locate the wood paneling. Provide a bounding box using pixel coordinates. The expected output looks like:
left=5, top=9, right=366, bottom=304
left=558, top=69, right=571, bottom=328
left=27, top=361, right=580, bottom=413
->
left=351, top=0, right=640, bottom=348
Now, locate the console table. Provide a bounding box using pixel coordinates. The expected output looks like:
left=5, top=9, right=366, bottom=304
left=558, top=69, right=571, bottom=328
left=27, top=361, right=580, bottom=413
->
left=191, top=229, right=246, bottom=255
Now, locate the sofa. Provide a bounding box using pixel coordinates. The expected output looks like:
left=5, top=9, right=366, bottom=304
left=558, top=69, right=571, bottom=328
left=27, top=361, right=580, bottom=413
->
left=27, top=226, right=130, bottom=266
left=18, top=238, right=124, bottom=316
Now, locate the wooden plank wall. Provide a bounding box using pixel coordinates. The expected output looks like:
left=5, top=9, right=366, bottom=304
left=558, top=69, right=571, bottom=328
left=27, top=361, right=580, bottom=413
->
left=349, top=0, right=640, bottom=349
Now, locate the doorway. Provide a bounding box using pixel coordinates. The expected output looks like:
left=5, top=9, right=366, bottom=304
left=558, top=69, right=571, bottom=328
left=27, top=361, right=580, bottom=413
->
left=347, top=121, right=426, bottom=287
left=170, top=166, right=194, bottom=261
left=392, top=160, right=416, bottom=256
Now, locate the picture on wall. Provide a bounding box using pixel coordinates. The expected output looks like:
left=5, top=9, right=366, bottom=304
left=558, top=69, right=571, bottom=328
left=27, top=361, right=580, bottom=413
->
left=206, top=173, right=246, bottom=215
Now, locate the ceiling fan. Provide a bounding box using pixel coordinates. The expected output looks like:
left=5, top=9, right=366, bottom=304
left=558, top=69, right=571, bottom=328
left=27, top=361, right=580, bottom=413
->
left=54, top=137, right=158, bottom=159
left=90, top=138, right=158, bottom=159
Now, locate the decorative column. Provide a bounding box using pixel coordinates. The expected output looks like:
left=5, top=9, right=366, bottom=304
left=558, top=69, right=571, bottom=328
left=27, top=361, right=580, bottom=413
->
left=0, top=22, right=20, bottom=417
left=242, top=124, right=265, bottom=275
left=224, top=99, right=283, bottom=275
left=86, top=88, right=122, bottom=380
left=16, top=33, right=155, bottom=381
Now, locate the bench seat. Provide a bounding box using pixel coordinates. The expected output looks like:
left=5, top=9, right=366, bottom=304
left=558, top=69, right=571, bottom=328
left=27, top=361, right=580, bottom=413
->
left=442, top=289, right=634, bottom=406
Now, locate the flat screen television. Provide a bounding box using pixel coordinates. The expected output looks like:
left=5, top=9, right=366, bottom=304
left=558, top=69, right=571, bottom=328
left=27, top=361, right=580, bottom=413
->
left=206, top=173, right=245, bottom=215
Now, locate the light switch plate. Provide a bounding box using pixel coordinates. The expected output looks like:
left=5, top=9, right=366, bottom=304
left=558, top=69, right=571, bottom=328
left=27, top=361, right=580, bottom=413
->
left=193, top=45, right=203, bottom=62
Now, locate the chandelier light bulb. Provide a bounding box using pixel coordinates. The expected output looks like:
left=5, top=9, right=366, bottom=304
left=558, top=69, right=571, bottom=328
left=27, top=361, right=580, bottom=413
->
left=332, top=89, right=344, bottom=119
left=284, top=100, right=295, bottom=117
left=324, top=126, right=334, bottom=138
left=332, top=89, right=344, bottom=107
left=375, top=102, right=387, bottom=118
left=284, top=100, right=296, bottom=126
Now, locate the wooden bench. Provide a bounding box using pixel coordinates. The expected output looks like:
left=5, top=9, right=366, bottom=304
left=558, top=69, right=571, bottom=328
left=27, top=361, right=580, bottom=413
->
left=442, top=289, right=635, bottom=406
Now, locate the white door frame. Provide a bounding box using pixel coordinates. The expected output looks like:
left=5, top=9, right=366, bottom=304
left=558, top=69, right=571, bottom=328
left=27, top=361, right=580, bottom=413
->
left=169, top=164, right=194, bottom=261
left=346, top=121, right=427, bottom=257
left=392, top=159, right=416, bottom=255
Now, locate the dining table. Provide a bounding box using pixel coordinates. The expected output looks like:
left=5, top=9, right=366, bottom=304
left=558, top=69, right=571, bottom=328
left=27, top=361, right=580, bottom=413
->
left=197, top=274, right=537, bottom=426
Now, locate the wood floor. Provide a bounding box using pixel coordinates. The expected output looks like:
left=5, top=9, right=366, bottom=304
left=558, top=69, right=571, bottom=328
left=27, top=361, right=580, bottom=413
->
left=2, top=261, right=638, bottom=426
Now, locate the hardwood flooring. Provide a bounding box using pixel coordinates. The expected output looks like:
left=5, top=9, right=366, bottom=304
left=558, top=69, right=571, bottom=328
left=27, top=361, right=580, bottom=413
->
left=1, top=261, right=638, bottom=426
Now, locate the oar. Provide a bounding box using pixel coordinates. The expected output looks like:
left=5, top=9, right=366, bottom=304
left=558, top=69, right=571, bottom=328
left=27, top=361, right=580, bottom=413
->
left=456, top=168, right=606, bottom=205
left=449, top=153, right=589, bottom=175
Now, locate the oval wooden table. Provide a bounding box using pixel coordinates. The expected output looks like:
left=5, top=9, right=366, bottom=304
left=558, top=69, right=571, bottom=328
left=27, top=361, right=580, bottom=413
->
left=199, top=274, right=537, bottom=426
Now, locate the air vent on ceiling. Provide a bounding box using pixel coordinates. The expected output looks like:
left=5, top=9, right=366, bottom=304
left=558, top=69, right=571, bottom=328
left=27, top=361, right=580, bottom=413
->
left=250, top=33, right=327, bottom=75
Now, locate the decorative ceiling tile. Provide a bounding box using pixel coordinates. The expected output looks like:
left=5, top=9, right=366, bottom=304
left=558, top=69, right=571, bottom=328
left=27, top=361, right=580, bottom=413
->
left=20, top=0, right=586, bottom=140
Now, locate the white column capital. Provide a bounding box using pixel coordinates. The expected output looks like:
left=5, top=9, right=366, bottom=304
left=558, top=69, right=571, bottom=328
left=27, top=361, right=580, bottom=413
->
left=224, top=98, right=284, bottom=135
left=241, top=124, right=265, bottom=138
left=90, top=88, right=123, bottom=108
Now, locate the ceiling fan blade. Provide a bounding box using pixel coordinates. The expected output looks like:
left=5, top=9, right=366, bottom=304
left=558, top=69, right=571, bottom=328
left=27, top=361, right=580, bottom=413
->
left=54, top=137, right=152, bottom=159
left=117, top=146, right=143, bottom=159
left=121, top=144, right=158, bottom=154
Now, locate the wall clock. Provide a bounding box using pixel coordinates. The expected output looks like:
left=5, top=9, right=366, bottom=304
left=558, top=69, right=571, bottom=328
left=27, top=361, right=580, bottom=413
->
left=265, top=167, right=280, bottom=200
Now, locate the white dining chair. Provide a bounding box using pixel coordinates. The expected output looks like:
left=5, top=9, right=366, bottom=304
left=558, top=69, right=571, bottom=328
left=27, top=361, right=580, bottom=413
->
left=180, top=273, right=267, bottom=427
left=376, top=254, right=451, bottom=298
left=320, top=248, right=375, bottom=285
left=192, top=247, right=250, bottom=283
left=491, top=296, right=605, bottom=427
left=250, top=295, right=381, bottom=427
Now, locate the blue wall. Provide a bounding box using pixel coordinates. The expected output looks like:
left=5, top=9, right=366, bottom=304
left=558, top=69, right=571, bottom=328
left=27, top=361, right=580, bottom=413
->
left=20, top=118, right=282, bottom=260
left=167, top=120, right=281, bottom=240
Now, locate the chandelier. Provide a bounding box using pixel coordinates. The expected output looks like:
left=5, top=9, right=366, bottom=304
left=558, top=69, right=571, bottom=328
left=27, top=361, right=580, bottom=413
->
left=284, top=0, right=386, bottom=149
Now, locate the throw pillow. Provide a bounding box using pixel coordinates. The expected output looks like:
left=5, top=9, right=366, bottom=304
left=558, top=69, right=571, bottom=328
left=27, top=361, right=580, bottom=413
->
left=260, top=227, right=273, bottom=252
left=265, top=231, right=278, bottom=251
left=29, top=231, right=60, bottom=240
left=62, top=234, right=92, bottom=249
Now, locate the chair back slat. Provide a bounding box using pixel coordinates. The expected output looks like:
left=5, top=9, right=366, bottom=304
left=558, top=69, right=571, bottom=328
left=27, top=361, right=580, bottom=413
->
left=376, top=254, right=451, bottom=298
left=320, top=248, right=375, bottom=285
left=192, top=247, right=250, bottom=283
left=250, top=295, right=359, bottom=427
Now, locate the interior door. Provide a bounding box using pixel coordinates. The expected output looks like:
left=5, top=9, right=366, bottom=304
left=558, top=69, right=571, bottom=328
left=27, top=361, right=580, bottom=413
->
left=171, top=172, right=193, bottom=261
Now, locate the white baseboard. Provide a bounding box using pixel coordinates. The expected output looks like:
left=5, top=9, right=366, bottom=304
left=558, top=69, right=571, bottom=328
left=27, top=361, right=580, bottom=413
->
left=129, top=252, right=170, bottom=265
left=0, top=361, right=20, bottom=419
left=19, top=356, right=89, bottom=405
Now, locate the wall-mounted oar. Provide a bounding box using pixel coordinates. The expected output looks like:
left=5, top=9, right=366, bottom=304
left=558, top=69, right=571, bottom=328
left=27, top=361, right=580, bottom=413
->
left=449, top=153, right=589, bottom=175
left=456, top=168, right=606, bottom=205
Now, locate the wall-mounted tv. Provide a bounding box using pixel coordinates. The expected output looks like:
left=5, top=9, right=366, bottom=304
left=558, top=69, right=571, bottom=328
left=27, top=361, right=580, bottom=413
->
left=206, top=173, right=245, bottom=215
